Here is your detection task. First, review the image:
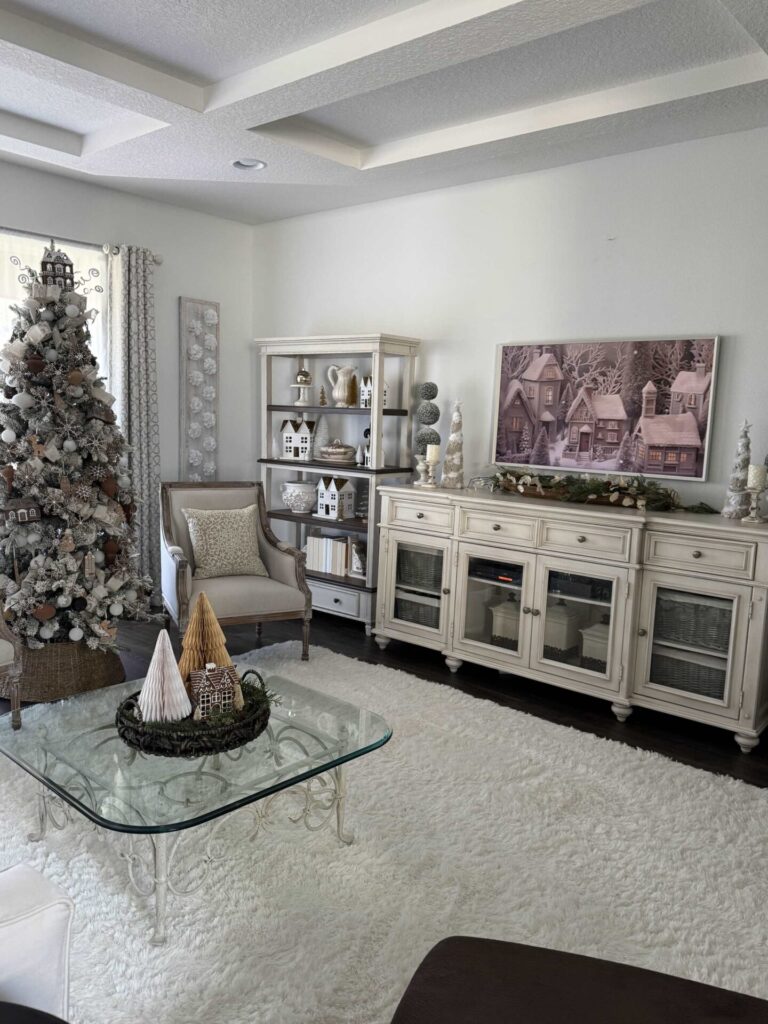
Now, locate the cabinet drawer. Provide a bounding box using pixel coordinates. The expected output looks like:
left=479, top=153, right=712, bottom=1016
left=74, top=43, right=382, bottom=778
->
left=309, top=582, right=360, bottom=617
left=540, top=520, right=632, bottom=562
left=645, top=532, right=756, bottom=579
left=386, top=499, right=453, bottom=534
left=458, top=508, right=537, bottom=546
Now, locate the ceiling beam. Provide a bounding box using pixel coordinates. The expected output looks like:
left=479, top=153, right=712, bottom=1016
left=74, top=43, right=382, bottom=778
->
left=0, top=109, right=81, bottom=155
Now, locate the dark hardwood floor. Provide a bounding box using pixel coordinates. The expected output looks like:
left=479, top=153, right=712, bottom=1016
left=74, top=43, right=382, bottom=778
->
left=6, top=612, right=768, bottom=788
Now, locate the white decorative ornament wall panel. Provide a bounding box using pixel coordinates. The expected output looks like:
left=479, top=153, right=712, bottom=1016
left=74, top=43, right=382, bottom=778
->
left=179, top=297, right=219, bottom=481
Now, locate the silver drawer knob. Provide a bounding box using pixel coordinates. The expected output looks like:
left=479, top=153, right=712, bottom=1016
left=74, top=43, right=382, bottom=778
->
left=416, top=512, right=425, bottom=519
left=576, top=535, right=587, bottom=543
left=442, top=587, right=450, bottom=595
left=638, top=627, right=648, bottom=636
left=531, top=608, right=541, bottom=616
left=691, top=550, right=702, bottom=559
left=492, top=523, right=501, bottom=531
left=522, top=606, right=532, bottom=614
left=333, top=597, right=341, bottom=605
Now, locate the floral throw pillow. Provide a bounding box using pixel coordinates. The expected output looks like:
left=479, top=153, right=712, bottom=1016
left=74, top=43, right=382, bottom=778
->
left=182, top=504, right=269, bottom=579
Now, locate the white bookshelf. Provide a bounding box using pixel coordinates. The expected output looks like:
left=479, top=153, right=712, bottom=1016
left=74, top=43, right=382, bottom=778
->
left=256, top=334, right=419, bottom=632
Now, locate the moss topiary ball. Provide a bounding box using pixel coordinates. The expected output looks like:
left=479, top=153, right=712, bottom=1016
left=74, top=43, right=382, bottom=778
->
left=417, top=400, right=440, bottom=425
left=415, top=427, right=440, bottom=455
left=418, top=382, right=438, bottom=401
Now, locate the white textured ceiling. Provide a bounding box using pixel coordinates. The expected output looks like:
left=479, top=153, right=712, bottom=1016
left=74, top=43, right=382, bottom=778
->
left=0, top=0, right=767, bottom=223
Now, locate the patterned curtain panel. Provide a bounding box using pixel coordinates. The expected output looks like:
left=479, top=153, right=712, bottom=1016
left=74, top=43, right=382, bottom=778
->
left=108, top=246, right=161, bottom=595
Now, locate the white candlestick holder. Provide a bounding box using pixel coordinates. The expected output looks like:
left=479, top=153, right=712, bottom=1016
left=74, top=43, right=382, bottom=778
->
left=422, top=455, right=440, bottom=489
left=413, top=454, right=429, bottom=487
left=743, top=487, right=765, bottom=524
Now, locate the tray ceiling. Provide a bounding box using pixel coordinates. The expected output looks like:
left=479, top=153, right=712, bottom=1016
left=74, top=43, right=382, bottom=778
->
left=0, top=0, right=767, bottom=223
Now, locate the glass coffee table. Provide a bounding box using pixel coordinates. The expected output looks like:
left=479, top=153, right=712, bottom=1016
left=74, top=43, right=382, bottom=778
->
left=0, top=671, right=391, bottom=944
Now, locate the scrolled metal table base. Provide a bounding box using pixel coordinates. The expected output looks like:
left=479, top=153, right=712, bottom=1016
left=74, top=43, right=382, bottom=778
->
left=31, top=764, right=353, bottom=945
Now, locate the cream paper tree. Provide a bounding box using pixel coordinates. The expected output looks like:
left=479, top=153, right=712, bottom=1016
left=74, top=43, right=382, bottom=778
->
left=441, top=400, right=464, bottom=489
left=138, top=629, right=192, bottom=722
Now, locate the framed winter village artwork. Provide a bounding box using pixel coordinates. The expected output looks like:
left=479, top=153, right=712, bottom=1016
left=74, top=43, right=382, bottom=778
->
left=492, top=337, right=719, bottom=481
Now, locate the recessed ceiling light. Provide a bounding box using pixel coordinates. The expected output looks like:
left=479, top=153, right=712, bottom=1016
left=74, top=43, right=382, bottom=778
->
left=232, top=158, right=267, bottom=170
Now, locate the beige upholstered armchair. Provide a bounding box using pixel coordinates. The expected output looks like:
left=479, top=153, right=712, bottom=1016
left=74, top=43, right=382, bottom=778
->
left=160, top=481, right=312, bottom=659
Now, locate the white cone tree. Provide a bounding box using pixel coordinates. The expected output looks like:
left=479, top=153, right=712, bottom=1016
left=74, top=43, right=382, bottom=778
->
left=138, top=629, right=192, bottom=722
left=441, top=401, right=464, bottom=489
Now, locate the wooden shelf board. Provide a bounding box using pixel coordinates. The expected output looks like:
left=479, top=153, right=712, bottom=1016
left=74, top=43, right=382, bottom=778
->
left=259, top=458, right=412, bottom=475
left=306, top=569, right=374, bottom=592
left=269, top=404, right=407, bottom=417
left=267, top=509, right=368, bottom=534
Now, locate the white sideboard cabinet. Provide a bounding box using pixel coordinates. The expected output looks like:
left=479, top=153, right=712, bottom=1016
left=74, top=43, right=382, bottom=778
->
left=374, top=485, right=768, bottom=753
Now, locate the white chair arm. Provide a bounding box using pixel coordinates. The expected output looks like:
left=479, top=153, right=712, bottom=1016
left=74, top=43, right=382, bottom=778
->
left=0, top=865, right=74, bottom=1019
left=161, top=541, right=192, bottom=627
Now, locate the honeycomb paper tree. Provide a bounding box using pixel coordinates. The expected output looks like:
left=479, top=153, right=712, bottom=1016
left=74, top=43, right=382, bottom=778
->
left=138, top=629, right=192, bottom=722
left=178, top=591, right=232, bottom=682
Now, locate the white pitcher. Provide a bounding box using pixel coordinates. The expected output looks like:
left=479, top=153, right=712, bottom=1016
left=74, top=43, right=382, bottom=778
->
left=327, top=364, right=356, bottom=407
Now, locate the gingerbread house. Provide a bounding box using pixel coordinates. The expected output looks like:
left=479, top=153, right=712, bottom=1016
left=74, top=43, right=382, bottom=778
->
left=40, top=243, right=74, bottom=291
left=189, top=662, right=240, bottom=720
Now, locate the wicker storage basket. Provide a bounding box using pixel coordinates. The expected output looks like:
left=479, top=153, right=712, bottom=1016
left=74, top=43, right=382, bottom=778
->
left=650, top=652, right=725, bottom=700
left=397, top=548, right=443, bottom=593
left=0, top=642, right=126, bottom=702
left=395, top=592, right=440, bottom=629
left=655, top=595, right=731, bottom=653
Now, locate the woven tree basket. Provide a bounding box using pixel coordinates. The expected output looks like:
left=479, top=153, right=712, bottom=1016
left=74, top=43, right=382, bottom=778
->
left=0, top=642, right=126, bottom=703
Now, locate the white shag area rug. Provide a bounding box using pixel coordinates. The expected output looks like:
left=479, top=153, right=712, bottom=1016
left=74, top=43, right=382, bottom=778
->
left=2, top=642, right=768, bottom=1024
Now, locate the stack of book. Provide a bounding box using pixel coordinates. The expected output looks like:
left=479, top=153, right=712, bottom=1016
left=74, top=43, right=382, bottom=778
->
left=305, top=534, right=348, bottom=576
left=304, top=532, right=367, bottom=579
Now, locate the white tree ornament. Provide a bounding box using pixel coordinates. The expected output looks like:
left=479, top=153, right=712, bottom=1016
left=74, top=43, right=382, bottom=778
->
left=441, top=401, right=464, bottom=489
left=138, top=629, right=192, bottom=723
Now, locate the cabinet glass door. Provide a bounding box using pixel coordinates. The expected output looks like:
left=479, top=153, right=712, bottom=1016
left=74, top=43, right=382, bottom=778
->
left=634, top=573, right=749, bottom=717
left=531, top=559, right=627, bottom=689
left=382, top=532, right=452, bottom=643
left=453, top=545, right=535, bottom=664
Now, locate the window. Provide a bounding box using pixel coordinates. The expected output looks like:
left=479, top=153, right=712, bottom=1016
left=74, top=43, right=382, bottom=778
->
left=544, top=366, right=558, bottom=379
left=570, top=428, right=578, bottom=442
left=0, top=230, right=109, bottom=384
left=666, top=451, right=678, bottom=463
left=607, top=432, right=618, bottom=443
left=673, top=392, right=682, bottom=402
left=687, top=393, right=696, bottom=407
left=544, top=385, right=554, bottom=405
left=510, top=416, right=524, bottom=431
left=526, top=385, right=535, bottom=399
left=649, top=450, right=662, bottom=462
left=607, top=421, right=618, bottom=429
left=680, top=452, right=690, bottom=462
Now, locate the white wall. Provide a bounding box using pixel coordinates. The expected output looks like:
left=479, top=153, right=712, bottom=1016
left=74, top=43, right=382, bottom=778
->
left=253, top=127, right=768, bottom=508
left=0, top=161, right=255, bottom=480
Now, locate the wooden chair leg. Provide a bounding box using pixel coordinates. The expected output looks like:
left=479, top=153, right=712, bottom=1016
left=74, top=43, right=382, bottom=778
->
left=9, top=674, right=21, bottom=731
left=255, top=622, right=263, bottom=648
left=302, top=618, right=310, bottom=661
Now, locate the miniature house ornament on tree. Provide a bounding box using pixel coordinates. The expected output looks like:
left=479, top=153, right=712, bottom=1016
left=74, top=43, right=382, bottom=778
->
left=0, top=244, right=151, bottom=655
left=441, top=401, right=464, bottom=489
left=722, top=420, right=752, bottom=519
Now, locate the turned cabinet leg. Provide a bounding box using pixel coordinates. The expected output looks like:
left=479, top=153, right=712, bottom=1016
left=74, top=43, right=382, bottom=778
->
left=735, top=732, right=759, bottom=754
left=365, top=623, right=374, bottom=637
left=611, top=701, right=633, bottom=723
left=445, top=656, right=463, bottom=674
left=374, top=635, right=390, bottom=650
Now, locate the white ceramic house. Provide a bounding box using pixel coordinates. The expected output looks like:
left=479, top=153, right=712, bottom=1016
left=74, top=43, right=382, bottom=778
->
left=359, top=377, right=388, bottom=409
left=316, top=476, right=356, bottom=520
left=281, top=419, right=315, bottom=460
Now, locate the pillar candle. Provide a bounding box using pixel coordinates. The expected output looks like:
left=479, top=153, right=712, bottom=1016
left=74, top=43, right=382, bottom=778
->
left=426, top=444, right=440, bottom=462
left=747, top=464, right=767, bottom=491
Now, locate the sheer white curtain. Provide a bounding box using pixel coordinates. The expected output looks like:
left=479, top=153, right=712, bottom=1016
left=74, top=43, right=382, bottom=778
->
left=0, top=231, right=109, bottom=376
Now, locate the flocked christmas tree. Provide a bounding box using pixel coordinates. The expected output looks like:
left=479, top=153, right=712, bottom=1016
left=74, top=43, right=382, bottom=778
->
left=616, top=431, right=635, bottom=473
left=441, top=401, right=464, bottom=489
left=0, top=244, right=151, bottom=650
left=722, top=420, right=751, bottom=519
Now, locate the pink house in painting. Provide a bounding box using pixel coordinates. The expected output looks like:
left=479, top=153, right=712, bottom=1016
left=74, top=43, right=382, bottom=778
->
left=633, top=381, right=701, bottom=474
left=564, top=387, right=629, bottom=461
left=520, top=351, right=563, bottom=441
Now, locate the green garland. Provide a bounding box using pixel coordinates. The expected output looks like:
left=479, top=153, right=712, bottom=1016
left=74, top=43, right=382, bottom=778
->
left=490, top=469, right=717, bottom=514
